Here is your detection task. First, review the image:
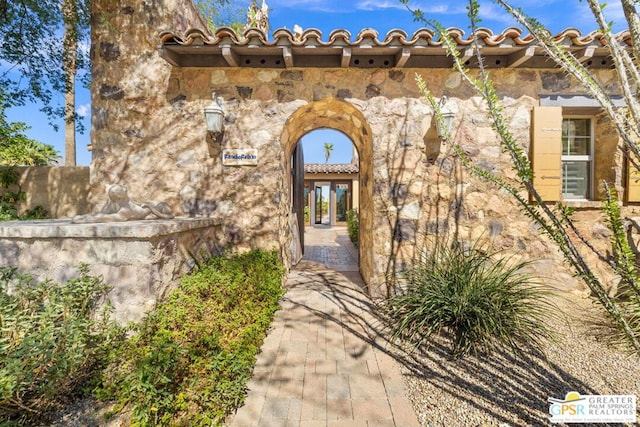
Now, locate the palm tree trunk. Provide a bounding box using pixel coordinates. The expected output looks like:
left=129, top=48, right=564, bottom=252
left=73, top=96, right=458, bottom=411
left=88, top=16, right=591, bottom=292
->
left=63, top=0, right=77, bottom=166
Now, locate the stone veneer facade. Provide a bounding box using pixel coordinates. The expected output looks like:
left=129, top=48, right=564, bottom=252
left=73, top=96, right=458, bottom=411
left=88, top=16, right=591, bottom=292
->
left=89, top=0, right=640, bottom=297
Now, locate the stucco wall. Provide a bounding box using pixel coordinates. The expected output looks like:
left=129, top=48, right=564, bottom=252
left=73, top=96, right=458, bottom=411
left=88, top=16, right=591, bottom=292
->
left=0, top=167, right=90, bottom=218
left=305, top=173, right=360, bottom=215
left=90, top=0, right=639, bottom=295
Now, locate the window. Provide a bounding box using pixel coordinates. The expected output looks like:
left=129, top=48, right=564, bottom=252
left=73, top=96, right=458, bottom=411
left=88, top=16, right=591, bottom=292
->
left=561, top=117, right=592, bottom=199
left=530, top=106, right=612, bottom=203
left=335, top=182, right=351, bottom=223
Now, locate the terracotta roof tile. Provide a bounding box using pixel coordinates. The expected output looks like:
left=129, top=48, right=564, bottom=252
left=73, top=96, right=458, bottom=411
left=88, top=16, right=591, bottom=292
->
left=304, top=163, right=359, bottom=174
left=160, top=26, right=630, bottom=49
left=159, top=26, right=630, bottom=69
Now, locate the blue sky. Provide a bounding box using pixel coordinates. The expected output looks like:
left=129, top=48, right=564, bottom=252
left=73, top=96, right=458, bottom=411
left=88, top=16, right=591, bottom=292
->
left=5, top=0, right=628, bottom=165
left=301, top=129, right=355, bottom=164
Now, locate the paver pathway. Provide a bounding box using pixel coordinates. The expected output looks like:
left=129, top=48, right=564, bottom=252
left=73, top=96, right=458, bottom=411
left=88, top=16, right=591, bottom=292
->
left=301, top=226, right=359, bottom=272
left=227, top=227, right=419, bottom=426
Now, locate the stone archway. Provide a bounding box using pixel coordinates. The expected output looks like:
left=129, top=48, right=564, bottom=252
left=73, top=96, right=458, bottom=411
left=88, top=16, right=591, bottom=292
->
left=281, top=98, right=374, bottom=288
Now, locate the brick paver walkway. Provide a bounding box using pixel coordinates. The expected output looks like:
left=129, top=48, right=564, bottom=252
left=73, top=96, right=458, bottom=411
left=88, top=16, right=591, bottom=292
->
left=227, top=227, right=419, bottom=426
left=301, top=226, right=359, bottom=272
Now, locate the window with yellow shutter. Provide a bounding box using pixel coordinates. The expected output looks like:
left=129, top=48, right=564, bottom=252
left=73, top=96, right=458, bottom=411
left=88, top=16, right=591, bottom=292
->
left=626, top=153, right=640, bottom=202
left=530, top=106, right=562, bottom=202
left=561, top=117, right=593, bottom=200
left=536, top=96, right=624, bottom=204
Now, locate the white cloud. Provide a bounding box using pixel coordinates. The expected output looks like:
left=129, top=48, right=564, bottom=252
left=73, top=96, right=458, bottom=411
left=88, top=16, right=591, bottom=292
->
left=477, top=1, right=520, bottom=28
left=573, top=1, right=626, bottom=32
left=387, top=0, right=465, bottom=14
left=269, top=0, right=467, bottom=18
left=268, top=0, right=338, bottom=12
left=78, top=40, right=91, bottom=57
left=475, top=0, right=627, bottom=33
left=356, top=0, right=405, bottom=11
left=76, top=104, right=90, bottom=117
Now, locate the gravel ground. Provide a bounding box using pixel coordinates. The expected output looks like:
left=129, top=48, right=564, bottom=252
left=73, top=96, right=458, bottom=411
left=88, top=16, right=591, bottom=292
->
left=395, top=292, right=640, bottom=426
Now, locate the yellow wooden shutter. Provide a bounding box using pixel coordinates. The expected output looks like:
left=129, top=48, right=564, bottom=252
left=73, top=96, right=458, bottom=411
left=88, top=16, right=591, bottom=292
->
left=626, top=152, right=640, bottom=202
left=530, top=106, right=562, bottom=202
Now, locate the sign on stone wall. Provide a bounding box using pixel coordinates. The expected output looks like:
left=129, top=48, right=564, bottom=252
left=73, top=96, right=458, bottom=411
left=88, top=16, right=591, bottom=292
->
left=222, top=149, right=258, bottom=166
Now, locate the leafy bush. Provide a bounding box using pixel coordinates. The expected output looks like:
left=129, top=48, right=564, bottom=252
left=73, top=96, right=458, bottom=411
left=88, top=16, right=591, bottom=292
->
left=346, top=209, right=359, bottom=244
left=0, top=110, right=58, bottom=167
left=385, top=240, right=554, bottom=359
left=0, top=265, right=123, bottom=424
left=0, top=168, right=24, bottom=221
left=98, top=249, right=284, bottom=426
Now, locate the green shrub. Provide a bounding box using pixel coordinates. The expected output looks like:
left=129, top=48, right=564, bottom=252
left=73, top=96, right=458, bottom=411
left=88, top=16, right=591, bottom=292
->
left=385, top=240, right=554, bottom=359
left=346, top=209, right=359, bottom=244
left=304, top=206, right=310, bottom=224
left=0, top=265, right=123, bottom=425
left=98, top=249, right=285, bottom=426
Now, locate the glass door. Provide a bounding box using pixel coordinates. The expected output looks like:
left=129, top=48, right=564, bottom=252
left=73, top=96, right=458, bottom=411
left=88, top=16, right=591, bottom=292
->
left=335, top=182, right=351, bottom=224
left=314, top=183, right=330, bottom=225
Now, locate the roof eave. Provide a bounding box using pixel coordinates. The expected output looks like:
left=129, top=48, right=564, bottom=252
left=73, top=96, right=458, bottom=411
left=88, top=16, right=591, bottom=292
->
left=158, top=26, right=629, bottom=70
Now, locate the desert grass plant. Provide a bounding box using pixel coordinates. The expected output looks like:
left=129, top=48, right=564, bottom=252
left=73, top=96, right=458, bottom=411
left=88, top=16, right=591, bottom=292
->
left=385, top=240, right=554, bottom=359
left=0, top=265, right=123, bottom=425
left=97, top=249, right=284, bottom=426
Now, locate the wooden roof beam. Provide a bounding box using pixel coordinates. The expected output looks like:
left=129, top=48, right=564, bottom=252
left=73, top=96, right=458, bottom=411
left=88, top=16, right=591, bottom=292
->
left=395, top=47, right=411, bottom=68
left=282, top=46, right=294, bottom=68
left=461, top=47, right=475, bottom=63
left=158, top=47, right=181, bottom=67
left=576, top=46, right=596, bottom=63
left=507, top=46, right=536, bottom=68
left=221, top=46, right=240, bottom=67
left=341, top=47, right=351, bottom=68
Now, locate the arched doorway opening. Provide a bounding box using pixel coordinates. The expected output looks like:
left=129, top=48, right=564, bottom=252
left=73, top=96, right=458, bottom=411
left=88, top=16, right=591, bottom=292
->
left=281, top=98, right=374, bottom=287
left=300, top=129, right=358, bottom=227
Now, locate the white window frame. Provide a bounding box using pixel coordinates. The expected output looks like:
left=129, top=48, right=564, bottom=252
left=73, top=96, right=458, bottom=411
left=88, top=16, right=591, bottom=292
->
left=561, top=115, right=594, bottom=200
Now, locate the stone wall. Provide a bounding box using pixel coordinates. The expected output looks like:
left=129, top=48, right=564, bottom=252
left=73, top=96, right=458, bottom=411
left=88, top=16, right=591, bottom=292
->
left=90, top=0, right=639, bottom=296
left=0, top=218, right=220, bottom=323
left=0, top=166, right=90, bottom=218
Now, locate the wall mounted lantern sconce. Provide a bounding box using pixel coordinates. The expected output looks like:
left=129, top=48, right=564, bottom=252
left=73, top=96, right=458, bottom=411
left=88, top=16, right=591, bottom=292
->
left=204, top=92, right=225, bottom=140
left=435, top=96, right=455, bottom=141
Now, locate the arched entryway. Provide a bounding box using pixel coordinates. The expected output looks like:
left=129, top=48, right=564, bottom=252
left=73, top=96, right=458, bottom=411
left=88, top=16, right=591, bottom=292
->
left=281, top=98, right=374, bottom=287
left=300, top=129, right=358, bottom=227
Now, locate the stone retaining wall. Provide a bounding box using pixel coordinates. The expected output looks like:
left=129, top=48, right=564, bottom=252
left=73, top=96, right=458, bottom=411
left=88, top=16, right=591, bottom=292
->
left=0, top=218, right=220, bottom=323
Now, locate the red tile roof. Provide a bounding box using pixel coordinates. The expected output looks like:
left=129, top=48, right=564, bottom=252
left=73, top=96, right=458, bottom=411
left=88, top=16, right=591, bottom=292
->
left=304, top=163, right=359, bottom=174
left=159, top=27, right=630, bottom=69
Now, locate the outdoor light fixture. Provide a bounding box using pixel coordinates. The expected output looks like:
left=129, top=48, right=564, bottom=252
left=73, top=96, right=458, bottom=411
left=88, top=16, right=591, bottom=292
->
left=204, top=92, right=225, bottom=139
left=435, top=96, right=455, bottom=140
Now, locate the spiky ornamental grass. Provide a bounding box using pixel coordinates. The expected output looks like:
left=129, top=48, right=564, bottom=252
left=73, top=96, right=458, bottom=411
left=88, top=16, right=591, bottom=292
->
left=385, top=240, right=554, bottom=359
